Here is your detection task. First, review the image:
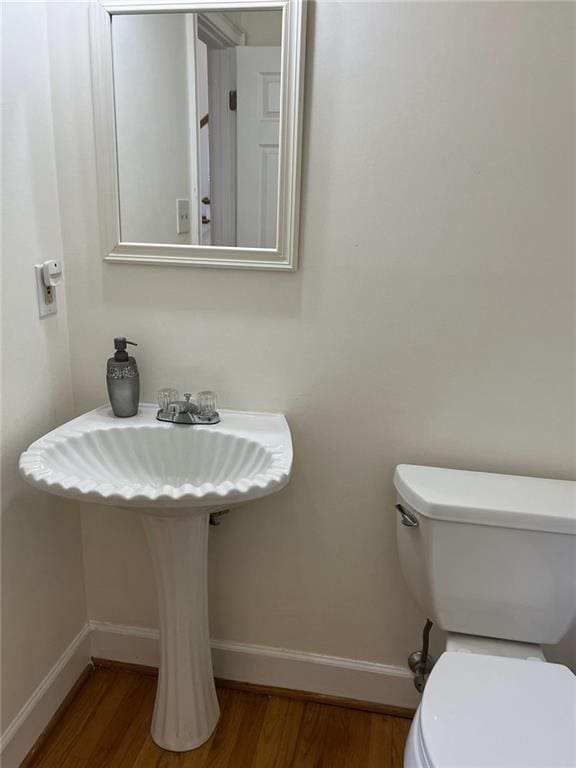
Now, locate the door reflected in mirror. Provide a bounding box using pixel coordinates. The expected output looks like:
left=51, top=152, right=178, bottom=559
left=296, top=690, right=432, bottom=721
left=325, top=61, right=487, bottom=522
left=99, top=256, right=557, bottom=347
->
left=111, top=10, right=282, bottom=249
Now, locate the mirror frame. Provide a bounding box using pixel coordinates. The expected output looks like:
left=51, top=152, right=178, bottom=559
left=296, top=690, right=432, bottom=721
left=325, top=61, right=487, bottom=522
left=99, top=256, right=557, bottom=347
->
left=90, top=0, right=306, bottom=270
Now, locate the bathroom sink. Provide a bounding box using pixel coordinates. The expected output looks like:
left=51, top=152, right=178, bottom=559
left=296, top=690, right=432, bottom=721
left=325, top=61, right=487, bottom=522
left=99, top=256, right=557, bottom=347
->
left=19, top=404, right=293, bottom=753
left=19, top=404, right=292, bottom=509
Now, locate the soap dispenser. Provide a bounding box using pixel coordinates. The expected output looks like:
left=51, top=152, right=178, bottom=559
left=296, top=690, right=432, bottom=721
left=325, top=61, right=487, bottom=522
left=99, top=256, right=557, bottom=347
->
left=106, top=337, right=140, bottom=417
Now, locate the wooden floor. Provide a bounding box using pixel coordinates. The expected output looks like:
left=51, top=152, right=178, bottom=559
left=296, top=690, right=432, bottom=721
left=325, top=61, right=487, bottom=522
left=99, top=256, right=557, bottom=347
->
left=25, top=667, right=412, bottom=768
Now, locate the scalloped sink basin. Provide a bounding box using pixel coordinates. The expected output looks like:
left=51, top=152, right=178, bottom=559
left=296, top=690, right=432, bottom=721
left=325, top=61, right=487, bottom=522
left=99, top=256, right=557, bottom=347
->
left=19, top=404, right=293, bottom=753
left=19, top=404, right=292, bottom=509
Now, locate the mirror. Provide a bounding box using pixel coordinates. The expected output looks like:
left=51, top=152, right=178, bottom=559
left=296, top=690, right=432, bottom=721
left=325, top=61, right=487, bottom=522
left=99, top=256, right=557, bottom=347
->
left=91, top=1, right=306, bottom=270
left=113, top=10, right=282, bottom=249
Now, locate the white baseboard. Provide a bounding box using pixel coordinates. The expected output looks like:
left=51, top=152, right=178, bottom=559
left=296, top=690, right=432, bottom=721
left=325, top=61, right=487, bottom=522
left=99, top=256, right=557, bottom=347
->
left=1, top=621, right=418, bottom=767
left=89, top=620, right=420, bottom=710
left=89, top=619, right=160, bottom=668
left=0, top=625, right=91, bottom=768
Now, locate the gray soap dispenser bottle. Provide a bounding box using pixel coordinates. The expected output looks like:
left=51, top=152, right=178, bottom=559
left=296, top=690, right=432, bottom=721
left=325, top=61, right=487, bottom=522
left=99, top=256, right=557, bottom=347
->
left=106, top=337, right=140, bottom=417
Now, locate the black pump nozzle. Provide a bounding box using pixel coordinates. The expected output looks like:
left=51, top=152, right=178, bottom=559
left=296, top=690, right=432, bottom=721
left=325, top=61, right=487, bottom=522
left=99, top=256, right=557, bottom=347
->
left=113, top=337, right=137, bottom=362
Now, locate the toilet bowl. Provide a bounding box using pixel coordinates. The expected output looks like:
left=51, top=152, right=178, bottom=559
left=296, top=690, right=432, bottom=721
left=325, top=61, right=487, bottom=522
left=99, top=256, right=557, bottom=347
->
left=393, top=464, right=576, bottom=768
left=404, top=647, right=576, bottom=768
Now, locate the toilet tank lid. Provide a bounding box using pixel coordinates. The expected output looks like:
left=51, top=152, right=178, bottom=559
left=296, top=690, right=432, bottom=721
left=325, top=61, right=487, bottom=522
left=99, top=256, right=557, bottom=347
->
left=419, top=652, right=576, bottom=768
left=394, top=464, right=576, bottom=535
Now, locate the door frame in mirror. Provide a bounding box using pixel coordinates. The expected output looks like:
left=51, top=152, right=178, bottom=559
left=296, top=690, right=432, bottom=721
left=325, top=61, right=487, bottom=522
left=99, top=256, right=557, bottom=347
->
left=90, top=0, right=306, bottom=271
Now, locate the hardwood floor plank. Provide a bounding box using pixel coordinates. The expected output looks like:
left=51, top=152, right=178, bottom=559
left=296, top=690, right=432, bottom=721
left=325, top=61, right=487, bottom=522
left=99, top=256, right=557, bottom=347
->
left=205, top=690, right=267, bottom=768
left=300, top=704, right=374, bottom=768
left=289, top=702, right=330, bottom=767
left=251, top=696, right=305, bottom=768
left=22, top=668, right=414, bottom=768
left=85, top=673, right=155, bottom=768
left=391, top=716, right=412, bottom=768
left=338, top=708, right=372, bottom=766
left=105, top=674, right=157, bottom=768
left=315, top=704, right=351, bottom=768
left=231, top=691, right=269, bottom=767
left=59, top=671, right=143, bottom=768
left=183, top=691, right=242, bottom=768
left=366, top=713, right=393, bottom=768
left=26, top=668, right=116, bottom=767
left=20, top=666, right=93, bottom=768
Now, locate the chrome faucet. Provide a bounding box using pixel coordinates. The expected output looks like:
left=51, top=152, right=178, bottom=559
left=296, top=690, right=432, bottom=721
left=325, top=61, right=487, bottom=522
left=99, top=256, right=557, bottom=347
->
left=156, top=391, right=220, bottom=425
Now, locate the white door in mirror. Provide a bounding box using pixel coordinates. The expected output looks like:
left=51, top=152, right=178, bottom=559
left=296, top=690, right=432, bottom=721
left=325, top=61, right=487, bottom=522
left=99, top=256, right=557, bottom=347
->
left=35, top=259, right=63, bottom=318
left=236, top=47, right=281, bottom=248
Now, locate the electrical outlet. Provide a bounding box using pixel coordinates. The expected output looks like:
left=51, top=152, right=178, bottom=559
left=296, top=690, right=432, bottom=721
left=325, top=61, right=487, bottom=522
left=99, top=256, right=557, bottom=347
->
left=176, top=198, right=190, bottom=235
left=35, top=264, right=58, bottom=318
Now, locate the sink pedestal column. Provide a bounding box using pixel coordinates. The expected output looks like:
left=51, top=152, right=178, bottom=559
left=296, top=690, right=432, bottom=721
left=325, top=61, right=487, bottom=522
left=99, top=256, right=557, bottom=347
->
left=142, top=510, right=219, bottom=752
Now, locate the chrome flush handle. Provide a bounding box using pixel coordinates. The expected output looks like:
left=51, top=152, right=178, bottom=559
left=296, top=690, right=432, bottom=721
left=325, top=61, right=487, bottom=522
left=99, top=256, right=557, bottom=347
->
left=396, top=503, right=419, bottom=527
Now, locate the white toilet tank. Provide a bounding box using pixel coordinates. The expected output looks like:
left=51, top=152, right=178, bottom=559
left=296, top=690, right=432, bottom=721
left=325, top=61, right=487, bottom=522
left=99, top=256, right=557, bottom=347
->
left=394, top=465, right=576, bottom=645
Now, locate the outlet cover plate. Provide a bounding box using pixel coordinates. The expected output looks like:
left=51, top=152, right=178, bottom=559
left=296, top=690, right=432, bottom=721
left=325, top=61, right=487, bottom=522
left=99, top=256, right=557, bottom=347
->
left=176, top=198, right=190, bottom=235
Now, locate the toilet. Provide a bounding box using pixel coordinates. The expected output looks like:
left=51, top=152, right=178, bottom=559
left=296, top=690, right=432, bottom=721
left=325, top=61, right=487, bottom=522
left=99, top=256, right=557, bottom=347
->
left=394, top=464, right=576, bottom=768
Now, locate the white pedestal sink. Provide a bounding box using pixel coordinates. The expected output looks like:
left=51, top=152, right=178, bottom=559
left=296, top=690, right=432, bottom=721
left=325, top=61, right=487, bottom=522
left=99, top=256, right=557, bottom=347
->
left=19, top=404, right=292, bottom=751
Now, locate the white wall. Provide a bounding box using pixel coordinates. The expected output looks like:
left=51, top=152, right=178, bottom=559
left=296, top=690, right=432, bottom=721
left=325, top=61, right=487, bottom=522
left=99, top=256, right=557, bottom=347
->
left=45, top=0, right=576, bottom=695
left=225, top=10, right=282, bottom=47
left=113, top=14, right=194, bottom=244
left=0, top=1, right=87, bottom=760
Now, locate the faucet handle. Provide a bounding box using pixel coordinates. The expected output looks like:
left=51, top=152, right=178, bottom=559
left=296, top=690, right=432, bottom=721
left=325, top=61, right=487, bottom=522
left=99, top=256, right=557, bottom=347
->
left=158, top=388, right=179, bottom=411
left=197, top=390, right=217, bottom=419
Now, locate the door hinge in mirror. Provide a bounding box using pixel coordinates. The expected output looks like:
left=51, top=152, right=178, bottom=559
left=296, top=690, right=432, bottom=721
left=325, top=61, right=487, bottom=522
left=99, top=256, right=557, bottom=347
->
left=229, top=90, right=237, bottom=111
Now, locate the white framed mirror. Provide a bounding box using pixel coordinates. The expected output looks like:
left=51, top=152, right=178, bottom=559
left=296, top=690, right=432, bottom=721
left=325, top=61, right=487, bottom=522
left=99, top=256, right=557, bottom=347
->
left=90, top=0, right=306, bottom=270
